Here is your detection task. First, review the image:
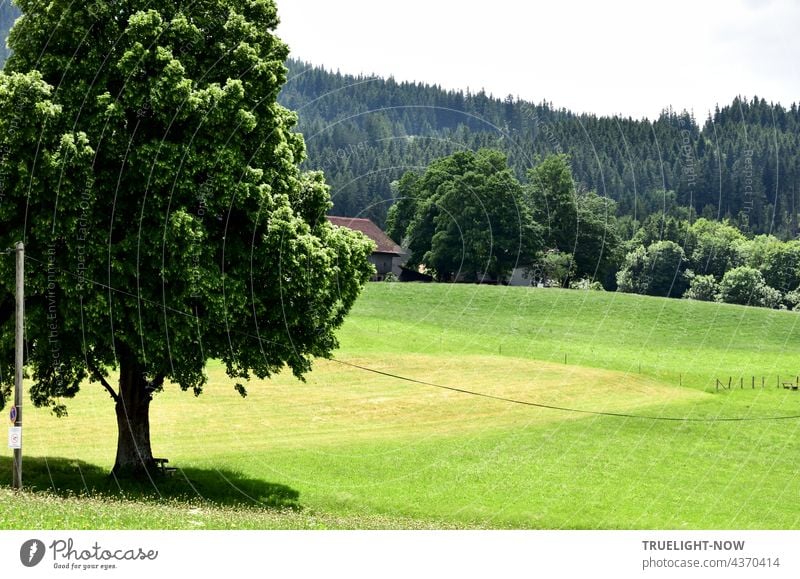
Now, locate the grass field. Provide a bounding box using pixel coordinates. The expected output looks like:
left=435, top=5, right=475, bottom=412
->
left=3, top=283, right=800, bottom=529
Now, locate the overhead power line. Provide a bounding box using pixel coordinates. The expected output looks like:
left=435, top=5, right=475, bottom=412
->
left=17, top=252, right=800, bottom=423
left=332, top=359, right=800, bottom=423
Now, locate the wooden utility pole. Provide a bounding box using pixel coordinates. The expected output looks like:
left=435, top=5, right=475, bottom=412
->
left=13, top=241, right=24, bottom=490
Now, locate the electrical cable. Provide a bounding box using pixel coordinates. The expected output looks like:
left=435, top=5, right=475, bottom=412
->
left=18, top=252, right=800, bottom=423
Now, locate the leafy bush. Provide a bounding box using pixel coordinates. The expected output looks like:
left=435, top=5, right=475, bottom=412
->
left=759, top=285, right=783, bottom=309
left=570, top=278, right=605, bottom=291
left=718, top=266, right=782, bottom=308
left=684, top=273, right=719, bottom=301
left=718, top=267, right=763, bottom=305
left=534, top=249, right=575, bottom=288
left=784, top=288, right=800, bottom=310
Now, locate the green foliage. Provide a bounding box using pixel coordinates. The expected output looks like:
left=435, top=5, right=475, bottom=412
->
left=760, top=241, right=800, bottom=292
left=573, top=190, right=622, bottom=285
left=397, top=149, right=541, bottom=282
left=527, top=154, right=578, bottom=251
left=617, top=220, right=799, bottom=310
left=760, top=285, right=784, bottom=309
left=718, top=266, right=779, bottom=307
left=616, top=241, right=688, bottom=298
left=526, top=154, right=621, bottom=285
left=688, top=218, right=745, bottom=279
left=534, top=250, right=575, bottom=287
left=385, top=171, right=420, bottom=244
left=569, top=278, right=605, bottom=291
left=0, top=1, right=373, bottom=415
left=784, top=287, right=800, bottom=311
left=683, top=273, right=719, bottom=302
left=738, top=234, right=780, bottom=268
left=627, top=210, right=694, bottom=249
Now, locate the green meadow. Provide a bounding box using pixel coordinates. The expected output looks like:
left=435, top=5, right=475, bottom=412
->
left=3, top=283, right=800, bottom=529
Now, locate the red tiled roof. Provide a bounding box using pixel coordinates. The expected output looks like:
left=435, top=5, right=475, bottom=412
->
left=327, top=216, right=403, bottom=255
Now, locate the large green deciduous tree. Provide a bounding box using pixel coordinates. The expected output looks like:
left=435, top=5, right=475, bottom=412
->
left=526, top=154, right=621, bottom=286
left=0, top=0, right=374, bottom=476
left=526, top=154, right=577, bottom=254
left=392, top=149, right=540, bottom=282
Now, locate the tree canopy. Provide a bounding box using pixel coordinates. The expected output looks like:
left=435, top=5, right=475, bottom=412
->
left=613, top=213, right=800, bottom=309
left=526, top=154, right=621, bottom=285
left=388, top=149, right=540, bottom=282
left=616, top=241, right=688, bottom=298
left=0, top=0, right=373, bottom=475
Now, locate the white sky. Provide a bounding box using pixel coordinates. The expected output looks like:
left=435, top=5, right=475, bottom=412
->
left=275, top=0, right=800, bottom=120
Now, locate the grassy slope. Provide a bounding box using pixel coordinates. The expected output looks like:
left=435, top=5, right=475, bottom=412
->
left=3, top=284, right=800, bottom=529
left=346, top=283, right=800, bottom=389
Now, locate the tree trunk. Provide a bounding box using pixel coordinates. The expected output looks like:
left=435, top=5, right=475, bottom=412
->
left=112, top=347, right=155, bottom=478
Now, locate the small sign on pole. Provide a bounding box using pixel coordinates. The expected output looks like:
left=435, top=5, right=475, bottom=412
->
left=8, top=426, right=21, bottom=450
left=9, top=406, right=17, bottom=424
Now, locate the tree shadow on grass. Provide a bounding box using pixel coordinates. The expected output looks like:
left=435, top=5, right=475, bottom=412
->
left=0, top=455, right=299, bottom=509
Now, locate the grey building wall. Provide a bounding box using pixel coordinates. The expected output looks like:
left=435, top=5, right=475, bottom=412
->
left=369, top=252, right=396, bottom=280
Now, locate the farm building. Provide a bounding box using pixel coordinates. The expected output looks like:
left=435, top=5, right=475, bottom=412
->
left=327, top=216, right=405, bottom=281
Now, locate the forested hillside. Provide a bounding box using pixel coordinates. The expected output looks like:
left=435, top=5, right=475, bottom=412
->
left=281, top=59, right=800, bottom=237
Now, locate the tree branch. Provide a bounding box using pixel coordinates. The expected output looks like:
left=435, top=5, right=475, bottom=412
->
left=146, top=373, right=166, bottom=393
left=87, top=359, right=119, bottom=403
